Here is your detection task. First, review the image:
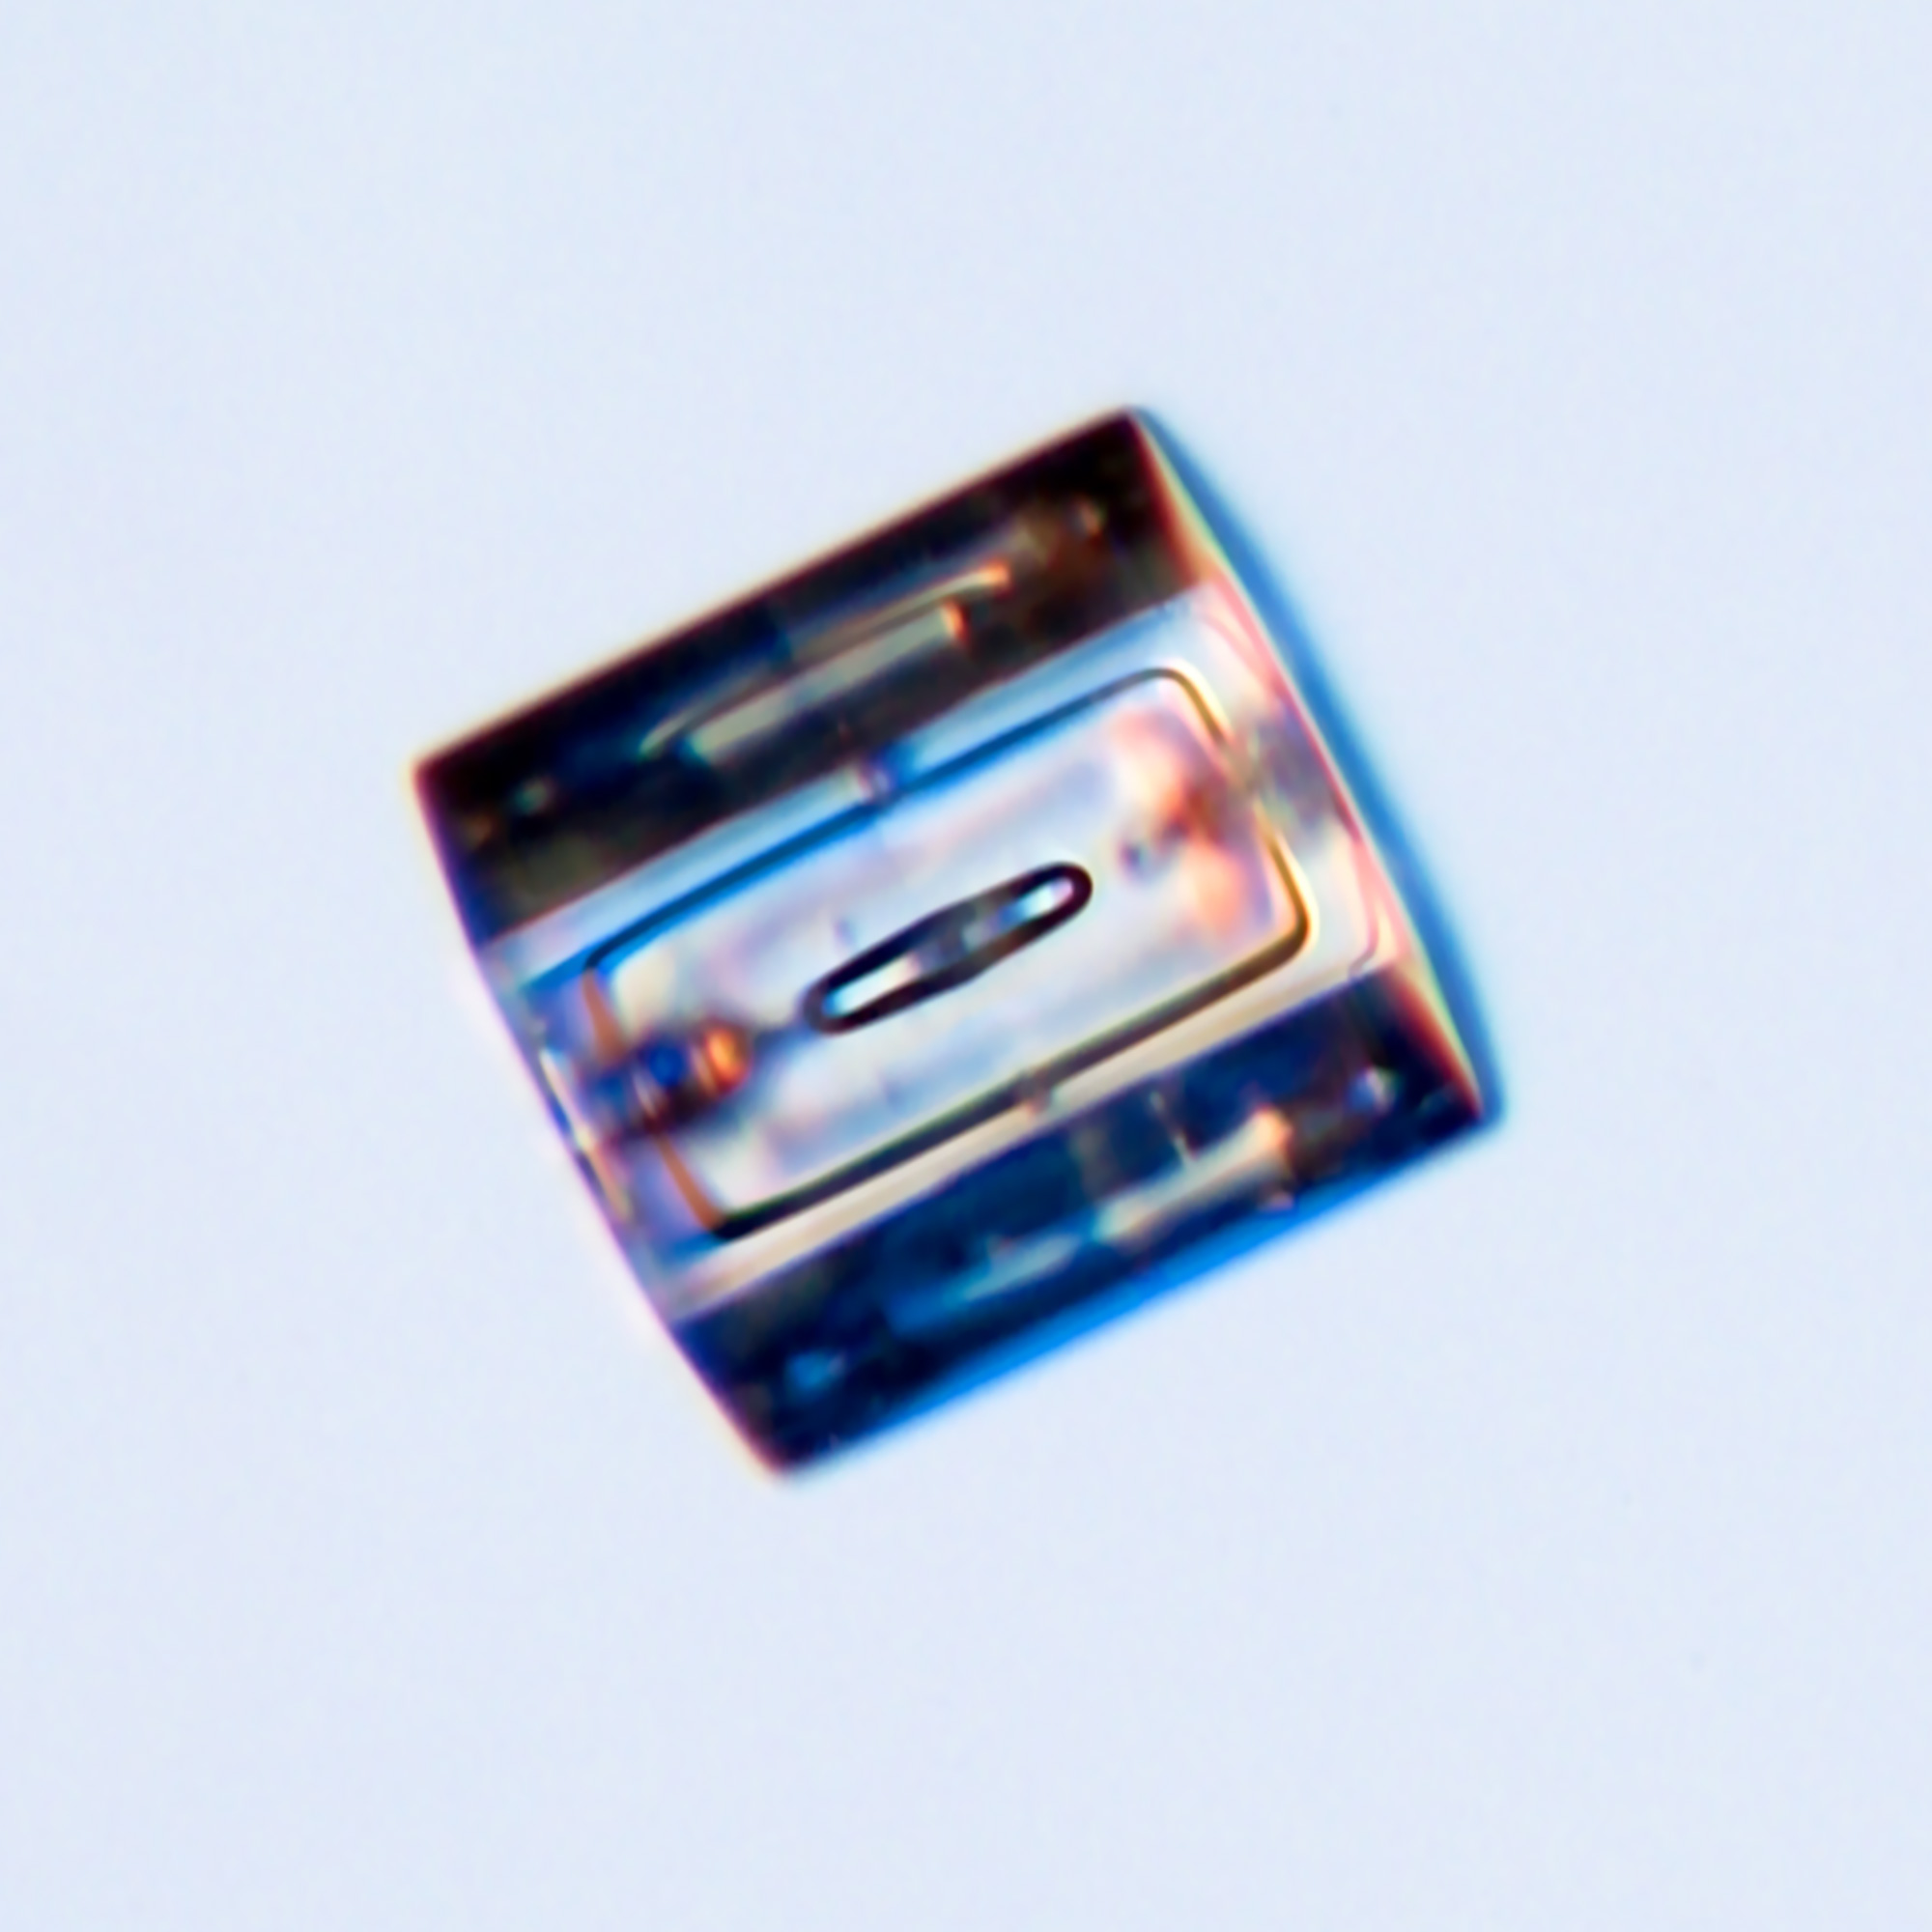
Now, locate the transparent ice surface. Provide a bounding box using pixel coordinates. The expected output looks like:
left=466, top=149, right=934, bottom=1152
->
left=417, top=413, right=1485, bottom=1463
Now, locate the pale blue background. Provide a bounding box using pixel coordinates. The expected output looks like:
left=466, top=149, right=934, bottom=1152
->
left=3, top=5, right=1928, bottom=1926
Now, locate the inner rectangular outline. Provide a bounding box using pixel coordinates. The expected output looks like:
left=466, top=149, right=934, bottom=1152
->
left=582, top=667, right=1313, bottom=1242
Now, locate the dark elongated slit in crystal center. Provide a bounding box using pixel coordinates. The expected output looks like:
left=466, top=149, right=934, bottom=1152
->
left=802, top=863, right=1094, bottom=1036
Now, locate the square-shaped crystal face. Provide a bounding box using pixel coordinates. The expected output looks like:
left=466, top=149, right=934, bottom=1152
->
left=417, top=415, right=1482, bottom=1465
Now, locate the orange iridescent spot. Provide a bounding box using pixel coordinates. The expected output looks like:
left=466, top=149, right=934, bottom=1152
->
left=699, top=1021, right=753, bottom=1094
